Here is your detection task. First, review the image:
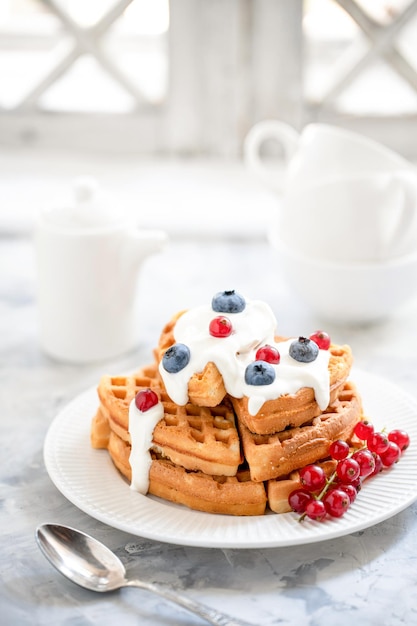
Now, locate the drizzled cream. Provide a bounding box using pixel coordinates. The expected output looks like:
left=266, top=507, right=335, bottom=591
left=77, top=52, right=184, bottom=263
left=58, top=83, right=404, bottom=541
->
left=158, top=299, right=330, bottom=415
left=128, top=399, right=163, bottom=494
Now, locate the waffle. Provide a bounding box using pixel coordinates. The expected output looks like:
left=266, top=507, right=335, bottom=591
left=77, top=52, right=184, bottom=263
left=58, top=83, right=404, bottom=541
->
left=238, top=381, right=362, bottom=482
left=103, top=429, right=267, bottom=516
left=90, top=293, right=366, bottom=516
left=231, top=343, right=353, bottom=435
left=94, top=363, right=242, bottom=477
left=90, top=407, right=111, bottom=449
left=157, top=311, right=353, bottom=425
left=156, top=311, right=226, bottom=407
left=96, top=364, right=161, bottom=442
left=92, top=373, right=364, bottom=514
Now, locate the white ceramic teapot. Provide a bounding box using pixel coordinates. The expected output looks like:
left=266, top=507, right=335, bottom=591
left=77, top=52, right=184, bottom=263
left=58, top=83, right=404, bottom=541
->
left=34, top=177, right=167, bottom=363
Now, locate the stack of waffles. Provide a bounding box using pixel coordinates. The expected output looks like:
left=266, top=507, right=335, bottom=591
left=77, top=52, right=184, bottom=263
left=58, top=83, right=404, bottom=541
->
left=91, top=296, right=363, bottom=516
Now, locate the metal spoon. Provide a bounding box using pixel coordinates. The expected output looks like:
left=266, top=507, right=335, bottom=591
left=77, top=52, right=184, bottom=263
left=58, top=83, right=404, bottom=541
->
left=36, top=523, right=252, bottom=626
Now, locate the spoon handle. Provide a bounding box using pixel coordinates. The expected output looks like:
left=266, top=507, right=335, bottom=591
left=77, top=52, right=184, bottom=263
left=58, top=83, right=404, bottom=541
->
left=126, top=579, right=253, bottom=626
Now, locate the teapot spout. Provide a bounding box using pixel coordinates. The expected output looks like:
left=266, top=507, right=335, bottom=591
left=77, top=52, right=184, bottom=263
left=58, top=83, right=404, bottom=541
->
left=134, top=229, right=167, bottom=257
left=124, top=228, right=168, bottom=274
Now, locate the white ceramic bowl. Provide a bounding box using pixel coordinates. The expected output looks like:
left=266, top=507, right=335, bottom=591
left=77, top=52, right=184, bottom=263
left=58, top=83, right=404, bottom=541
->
left=270, top=234, right=417, bottom=324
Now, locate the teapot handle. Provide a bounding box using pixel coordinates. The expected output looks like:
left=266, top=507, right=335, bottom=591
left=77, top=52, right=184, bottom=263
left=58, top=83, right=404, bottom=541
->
left=243, top=120, right=299, bottom=192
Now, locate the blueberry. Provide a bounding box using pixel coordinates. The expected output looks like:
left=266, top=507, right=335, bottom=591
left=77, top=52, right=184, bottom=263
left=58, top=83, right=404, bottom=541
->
left=162, top=343, right=190, bottom=373
left=212, top=290, right=246, bottom=313
left=289, top=337, right=319, bottom=363
left=245, top=361, right=276, bottom=386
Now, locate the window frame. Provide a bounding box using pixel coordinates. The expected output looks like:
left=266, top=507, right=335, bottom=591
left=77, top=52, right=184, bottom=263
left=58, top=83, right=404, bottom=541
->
left=1, top=0, right=417, bottom=159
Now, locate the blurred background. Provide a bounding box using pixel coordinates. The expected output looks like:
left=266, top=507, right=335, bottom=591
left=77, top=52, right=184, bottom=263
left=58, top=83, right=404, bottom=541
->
left=1, top=0, right=417, bottom=235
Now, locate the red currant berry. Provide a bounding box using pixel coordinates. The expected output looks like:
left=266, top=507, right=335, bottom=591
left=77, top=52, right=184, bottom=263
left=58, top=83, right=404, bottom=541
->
left=351, top=449, right=376, bottom=479
left=369, top=453, right=383, bottom=476
left=353, top=421, right=374, bottom=441
left=323, top=488, right=350, bottom=518
left=135, top=388, right=159, bottom=412
left=288, top=488, right=313, bottom=513
left=255, top=345, right=280, bottom=364
left=388, top=429, right=410, bottom=452
left=337, top=483, right=357, bottom=504
left=299, top=465, right=327, bottom=492
left=349, top=476, right=362, bottom=490
left=209, top=316, right=233, bottom=338
left=379, top=441, right=401, bottom=467
left=309, top=330, right=331, bottom=350
left=329, top=439, right=350, bottom=460
left=367, top=432, right=389, bottom=455
left=336, top=458, right=361, bottom=484
left=305, top=499, right=327, bottom=521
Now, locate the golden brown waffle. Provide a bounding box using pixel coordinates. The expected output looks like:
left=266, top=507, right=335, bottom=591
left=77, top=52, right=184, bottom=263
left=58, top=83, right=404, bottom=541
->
left=94, top=363, right=242, bottom=477
left=157, top=311, right=353, bottom=421
left=92, top=371, right=366, bottom=515
left=238, top=381, right=362, bottom=482
left=91, top=305, right=363, bottom=516
left=231, top=343, right=353, bottom=435
left=96, top=364, right=162, bottom=441
left=156, top=311, right=226, bottom=407
left=155, top=309, right=186, bottom=356
left=151, top=396, right=242, bottom=476
left=104, top=430, right=266, bottom=516
left=90, top=407, right=110, bottom=449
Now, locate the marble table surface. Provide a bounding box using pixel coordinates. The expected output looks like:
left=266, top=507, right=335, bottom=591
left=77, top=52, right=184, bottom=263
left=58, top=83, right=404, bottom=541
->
left=2, top=158, right=417, bottom=626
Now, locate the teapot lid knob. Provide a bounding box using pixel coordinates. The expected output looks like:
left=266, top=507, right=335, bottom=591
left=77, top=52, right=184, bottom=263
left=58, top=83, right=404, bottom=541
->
left=71, top=176, right=118, bottom=226
left=40, top=176, right=121, bottom=229
left=73, top=176, right=99, bottom=205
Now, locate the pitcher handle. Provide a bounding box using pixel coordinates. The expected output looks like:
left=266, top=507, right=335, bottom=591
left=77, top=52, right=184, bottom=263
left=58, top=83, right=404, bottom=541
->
left=243, top=120, right=299, bottom=192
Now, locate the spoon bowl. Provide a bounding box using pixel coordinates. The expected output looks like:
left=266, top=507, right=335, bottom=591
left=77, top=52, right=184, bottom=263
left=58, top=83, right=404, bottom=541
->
left=36, top=523, right=126, bottom=592
left=36, top=523, right=252, bottom=626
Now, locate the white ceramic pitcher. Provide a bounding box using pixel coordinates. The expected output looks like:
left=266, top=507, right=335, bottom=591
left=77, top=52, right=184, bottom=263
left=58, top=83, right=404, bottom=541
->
left=34, top=178, right=167, bottom=363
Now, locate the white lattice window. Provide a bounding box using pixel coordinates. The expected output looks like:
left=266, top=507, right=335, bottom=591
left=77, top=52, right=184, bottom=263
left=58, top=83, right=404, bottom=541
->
left=1, top=0, right=417, bottom=157
left=0, top=0, right=169, bottom=111
left=303, top=0, right=417, bottom=156
left=0, top=0, right=174, bottom=153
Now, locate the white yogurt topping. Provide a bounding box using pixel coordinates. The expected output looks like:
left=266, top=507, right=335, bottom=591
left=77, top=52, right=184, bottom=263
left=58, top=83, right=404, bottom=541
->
left=128, top=399, right=164, bottom=494
left=158, top=299, right=330, bottom=415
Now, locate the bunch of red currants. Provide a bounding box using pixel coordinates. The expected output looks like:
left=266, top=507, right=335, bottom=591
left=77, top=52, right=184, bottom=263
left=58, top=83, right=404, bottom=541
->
left=288, top=421, right=410, bottom=522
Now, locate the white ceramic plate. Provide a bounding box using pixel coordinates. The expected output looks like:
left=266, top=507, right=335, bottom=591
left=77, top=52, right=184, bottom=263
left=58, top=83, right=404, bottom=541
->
left=44, top=369, right=417, bottom=549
